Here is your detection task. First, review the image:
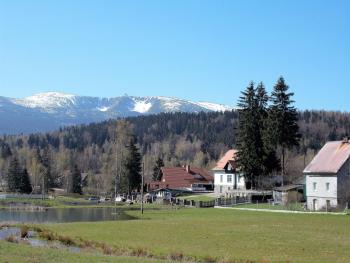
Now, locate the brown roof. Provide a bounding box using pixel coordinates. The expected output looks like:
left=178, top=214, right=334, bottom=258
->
left=303, top=141, right=350, bottom=174
left=274, top=184, right=302, bottom=192
left=150, top=166, right=213, bottom=190
left=213, top=149, right=238, bottom=170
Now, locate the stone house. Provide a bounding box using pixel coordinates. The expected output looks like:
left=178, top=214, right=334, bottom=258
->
left=303, top=139, right=350, bottom=210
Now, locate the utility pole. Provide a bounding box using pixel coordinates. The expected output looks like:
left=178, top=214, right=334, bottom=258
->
left=115, top=149, right=118, bottom=208
left=141, top=161, right=144, bottom=215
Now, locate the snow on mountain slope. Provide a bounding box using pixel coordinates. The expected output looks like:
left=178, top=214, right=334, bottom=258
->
left=131, top=98, right=152, bottom=113
left=1, top=92, right=233, bottom=134
left=13, top=92, right=77, bottom=109
left=195, top=102, right=232, bottom=112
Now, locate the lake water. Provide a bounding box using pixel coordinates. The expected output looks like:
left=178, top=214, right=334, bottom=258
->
left=0, top=207, right=134, bottom=223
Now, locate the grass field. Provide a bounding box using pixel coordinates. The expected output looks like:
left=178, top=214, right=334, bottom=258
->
left=0, top=241, right=166, bottom=263
left=39, top=207, right=350, bottom=263
left=233, top=202, right=305, bottom=211
left=0, top=196, right=94, bottom=208
left=176, top=194, right=216, bottom=202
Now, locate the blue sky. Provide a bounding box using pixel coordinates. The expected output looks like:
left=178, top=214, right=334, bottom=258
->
left=0, top=0, right=349, bottom=110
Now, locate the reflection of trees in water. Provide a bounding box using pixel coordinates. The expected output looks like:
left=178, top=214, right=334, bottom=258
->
left=0, top=207, right=132, bottom=223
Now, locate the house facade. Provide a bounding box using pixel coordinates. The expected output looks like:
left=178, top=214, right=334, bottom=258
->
left=212, top=149, right=245, bottom=195
left=150, top=165, right=214, bottom=192
left=303, top=139, right=350, bottom=210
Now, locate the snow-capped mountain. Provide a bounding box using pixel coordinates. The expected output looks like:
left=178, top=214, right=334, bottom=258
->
left=0, top=92, right=233, bottom=134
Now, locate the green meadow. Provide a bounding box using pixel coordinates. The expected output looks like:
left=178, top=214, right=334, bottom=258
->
left=35, top=207, right=350, bottom=263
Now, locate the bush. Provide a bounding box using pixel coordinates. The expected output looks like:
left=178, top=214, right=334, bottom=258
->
left=20, top=225, right=29, bottom=238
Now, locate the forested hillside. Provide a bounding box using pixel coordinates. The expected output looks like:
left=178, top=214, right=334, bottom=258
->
left=0, top=110, right=349, bottom=195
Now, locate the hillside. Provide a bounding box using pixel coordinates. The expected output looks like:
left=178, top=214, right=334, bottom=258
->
left=0, top=92, right=232, bottom=134
left=0, top=110, right=350, bottom=194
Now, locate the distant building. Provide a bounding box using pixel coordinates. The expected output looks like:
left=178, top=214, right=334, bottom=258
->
left=212, top=149, right=245, bottom=195
left=273, top=184, right=304, bottom=206
left=303, top=139, right=350, bottom=210
left=150, top=165, right=213, bottom=192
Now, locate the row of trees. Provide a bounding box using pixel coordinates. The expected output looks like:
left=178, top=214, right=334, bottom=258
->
left=237, top=77, right=300, bottom=188
left=0, top=81, right=349, bottom=194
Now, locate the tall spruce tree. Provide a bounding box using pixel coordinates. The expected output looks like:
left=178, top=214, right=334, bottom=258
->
left=152, top=157, right=164, bottom=181
left=72, top=165, right=82, bottom=194
left=7, top=156, right=22, bottom=192
left=257, top=83, right=281, bottom=176
left=236, top=82, right=263, bottom=189
left=267, top=77, right=300, bottom=185
left=20, top=168, right=32, bottom=194
left=42, top=147, right=54, bottom=188
left=125, top=138, right=142, bottom=194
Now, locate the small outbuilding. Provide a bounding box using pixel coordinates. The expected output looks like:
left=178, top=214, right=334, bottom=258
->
left=273, top=184, right=304, bottom=206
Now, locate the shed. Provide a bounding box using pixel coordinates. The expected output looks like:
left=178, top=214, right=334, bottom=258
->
left=273, top=184, right=304, bottom=205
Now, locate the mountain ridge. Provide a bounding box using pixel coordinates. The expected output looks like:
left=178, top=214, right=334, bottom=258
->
left=0, top=92, right=233, bottom=134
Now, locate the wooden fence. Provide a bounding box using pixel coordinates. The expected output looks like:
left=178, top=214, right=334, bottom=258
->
left=175, top=196, right=251, bottom=208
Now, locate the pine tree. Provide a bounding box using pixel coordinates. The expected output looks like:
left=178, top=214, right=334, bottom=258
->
left=152, top=157, right=164, bottom=181
left=267, top=77, right=300, bottom=185
left=236, top=82, right=263, bottom=189
left=72, top=165, right=82, bottom=194
left=125, top=138, right=142, bottom=194
left=257, top=83, right=281, bottom=176
left=19, top=168, right=32, bottom=194
left=41, top=147, right=54, bottom=188
left=7, top=156, right=22, bottom=192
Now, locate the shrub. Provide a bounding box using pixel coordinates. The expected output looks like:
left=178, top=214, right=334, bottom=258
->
left=20, top=225, right=29, bottom=238
left=5, top=235, right=18, bottom=243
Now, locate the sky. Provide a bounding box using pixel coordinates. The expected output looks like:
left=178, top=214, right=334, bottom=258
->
left=0, top=0, right=349, bottom=110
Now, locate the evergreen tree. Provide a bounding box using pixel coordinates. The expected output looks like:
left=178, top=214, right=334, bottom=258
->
left=19, top=168, right=32, bottom=194
left=152, top=157, right=164, bottom=181
left=236, top=82, right=263, bottom=189
left=72, top=165, right=82, bottom=194
left=125, top=138, right=142, bottom=194
left=41, top=147, right=55, bottom=188
left=7, top=156, right=22, bottom=192
left=267, top=77, right=300, bottom=185
left=257, top=83, right=281, bottom=176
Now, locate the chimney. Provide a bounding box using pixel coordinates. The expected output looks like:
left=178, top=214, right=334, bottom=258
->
left=186, top=165, right=191, bottom=173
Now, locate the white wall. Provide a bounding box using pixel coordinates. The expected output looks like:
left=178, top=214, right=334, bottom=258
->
left=213, top=171, right=245, bottom=194
left=306, top=175, right=337, bottom=210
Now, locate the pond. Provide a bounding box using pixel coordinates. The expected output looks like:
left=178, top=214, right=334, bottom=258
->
left=0, top=207, right=134, bottom=223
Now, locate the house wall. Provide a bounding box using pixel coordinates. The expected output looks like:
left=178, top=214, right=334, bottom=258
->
left=213, top=171, right=245, bottom=195
left=337, top=158, right=350, bottom=205
left=306, top=175, right=337, bottom=210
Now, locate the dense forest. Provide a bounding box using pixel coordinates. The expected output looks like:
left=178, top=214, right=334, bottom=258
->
left=0, top=109, right=350, bottom=195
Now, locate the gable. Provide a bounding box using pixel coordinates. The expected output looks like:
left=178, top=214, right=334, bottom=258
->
left=303, top=141, right=350, bottom=174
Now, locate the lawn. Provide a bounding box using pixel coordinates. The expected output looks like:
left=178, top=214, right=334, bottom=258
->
left=0, top=196, right=93, bottom=208
left=176, top=194, right=216, bottom=202
left=42, top=207, right=350, bottom=263
left=0, top=241, right=166, bottom=263
left=233, top=202, right=305, bottom=211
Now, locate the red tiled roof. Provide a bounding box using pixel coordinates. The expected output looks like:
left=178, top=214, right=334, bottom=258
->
left=150, top=166, right=213, bottom=189
left=304, top=141, right=350, bottom=174
left=213, top=149, right=238, bottom=170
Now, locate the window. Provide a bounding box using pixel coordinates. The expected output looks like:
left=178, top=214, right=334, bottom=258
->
left=227, top=174, right=232, bottom=183
left=220, top=174, right=223, bottom=183
left=326, top=183, right=330, bottom=191
left=313, top=182, right=317, bottom=191
left=313, top=199, right=318, bottom=210
left=228, top=187, right=231, bottom=191
left=220, top=186, right=223, bottom=193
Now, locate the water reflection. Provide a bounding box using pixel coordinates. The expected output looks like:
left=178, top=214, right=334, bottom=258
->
left=0, top=207, right=134, bottom=223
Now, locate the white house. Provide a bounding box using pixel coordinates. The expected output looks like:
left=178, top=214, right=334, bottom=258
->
left=212, top=149, right=245, bottom=195
left=303, top=139, right=350, bottom=211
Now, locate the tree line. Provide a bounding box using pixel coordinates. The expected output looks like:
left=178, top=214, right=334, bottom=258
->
left=0, top=79, right=349, bottom=194
left=236, top=77, right=299, bottom=188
